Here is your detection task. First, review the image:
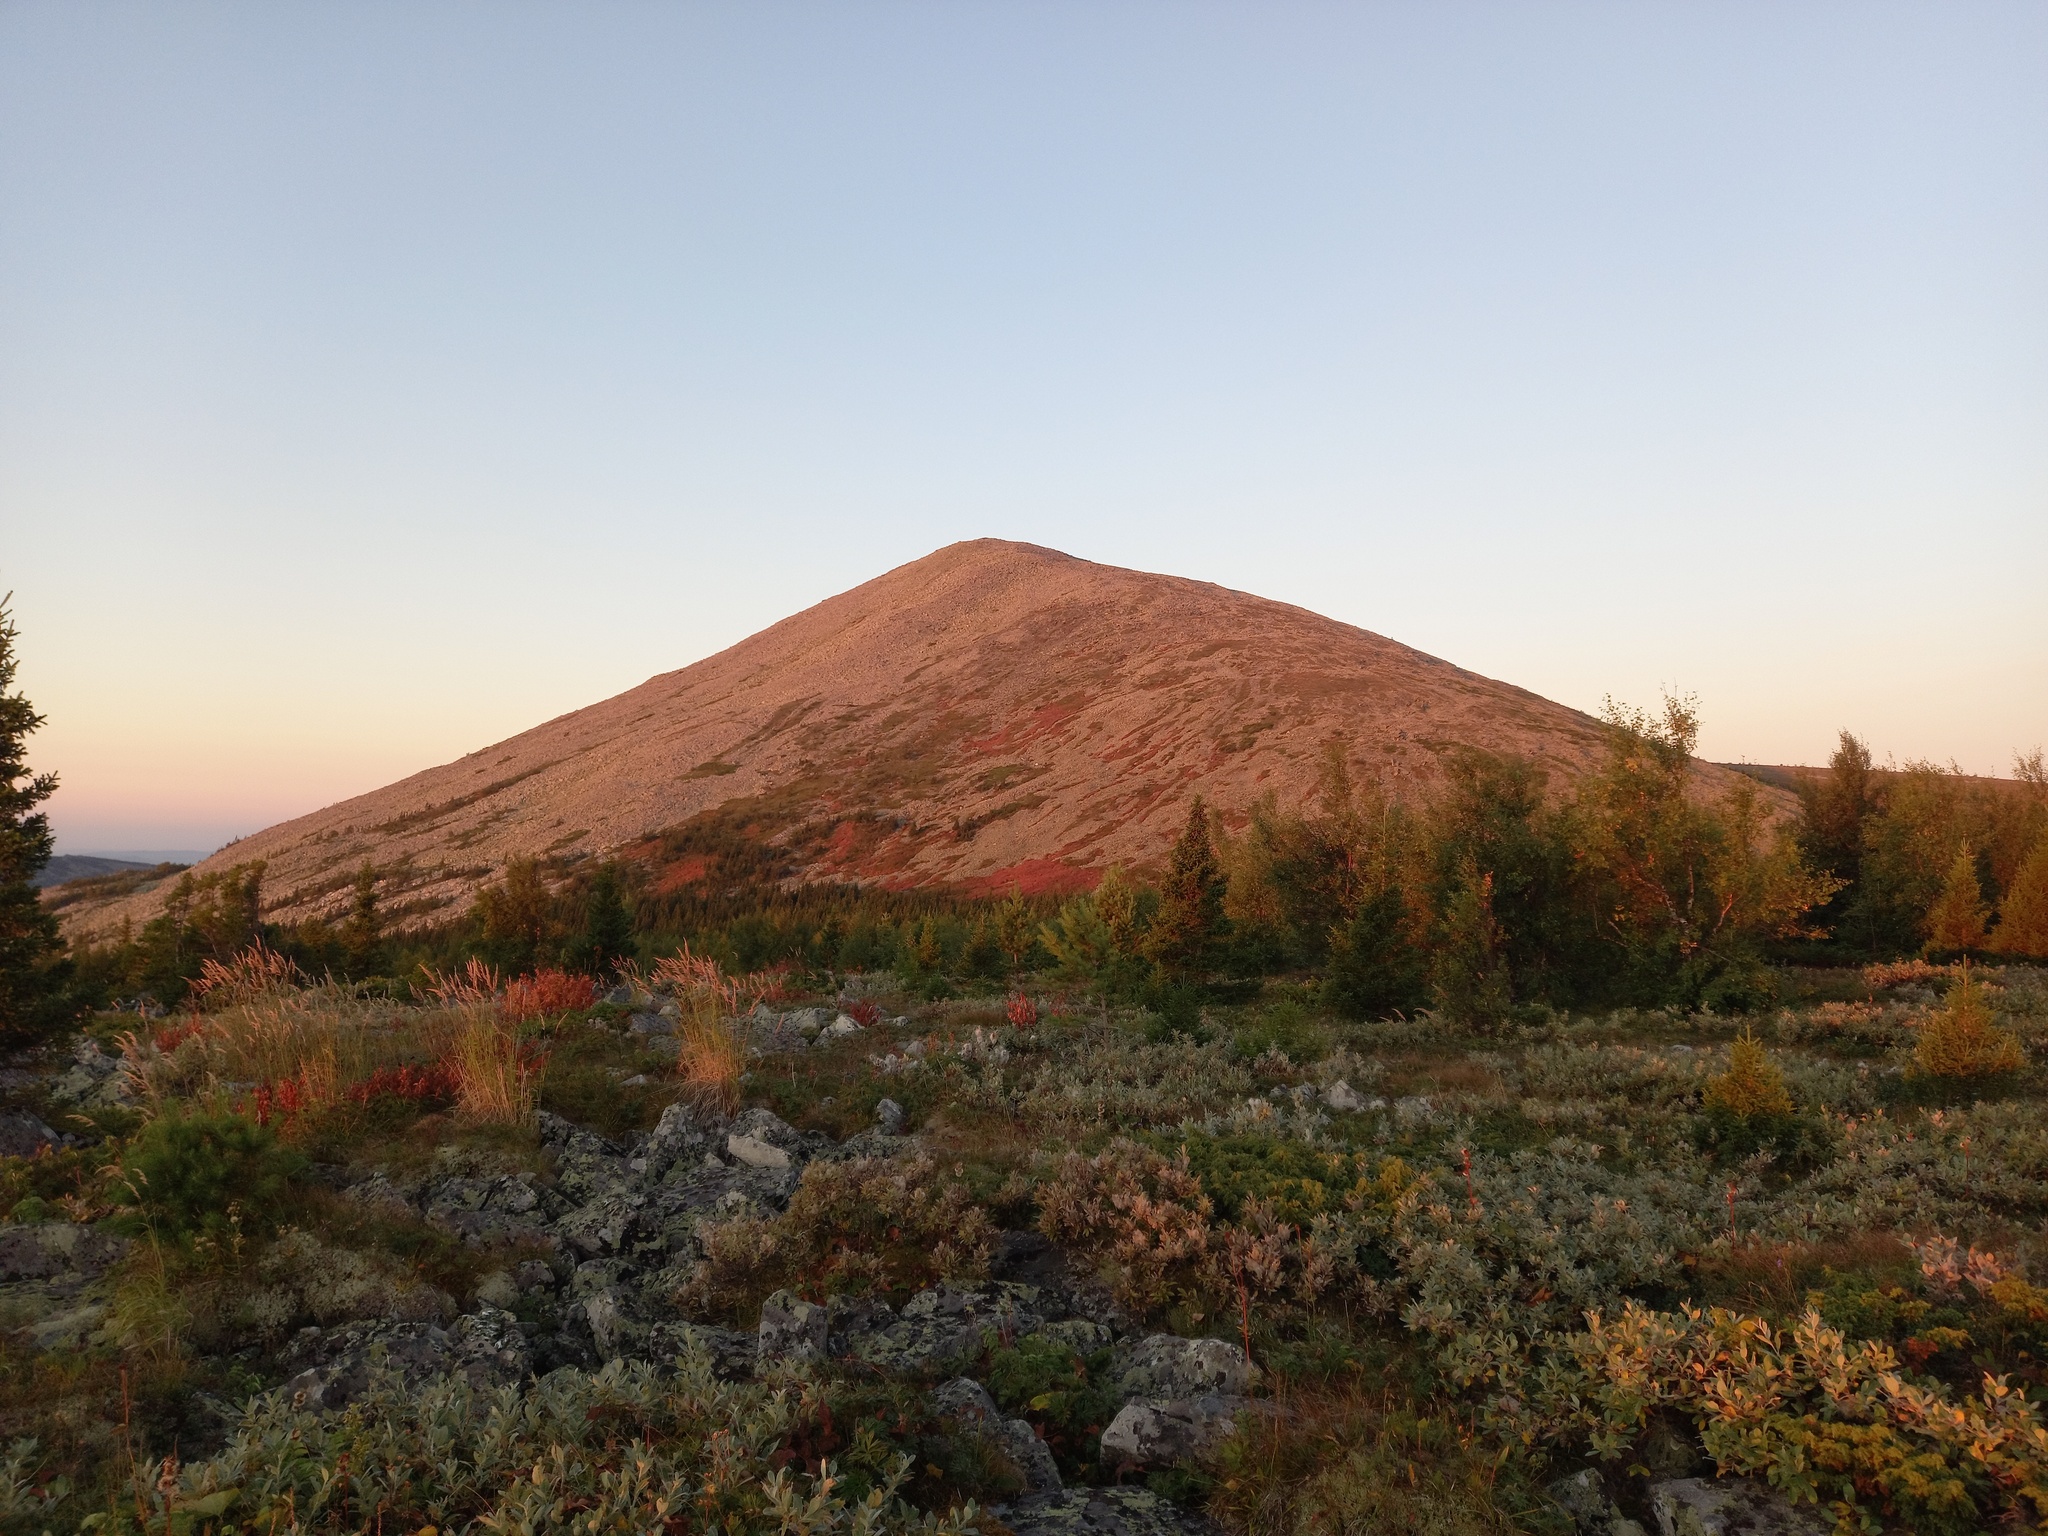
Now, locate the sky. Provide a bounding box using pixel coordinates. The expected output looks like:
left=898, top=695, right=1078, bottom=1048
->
left=3, top=2, right=2044, bottom=857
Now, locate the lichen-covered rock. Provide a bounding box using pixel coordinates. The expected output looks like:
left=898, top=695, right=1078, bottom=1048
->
left=639, top=1100, right=721, bottom=1182
left=875, top=1097, right=906, bottom=1135
left=1647, top=1479, right=1828, bottom=1536
left=852, top=1283, right=1047, bottom=1376
left=998, top=1486, right=1214, bottom=1536
left=655, top=1321, right=757, bottom=1380
left=48, top=1039, right=131, bottom=1107
left=1035, top=1319, right=1114, bottom=1353
left=0, top=1222, right=128, bottom=1285
left=932, top=1378, right=1062, bottom=1494
left=758, top=1288, right=828, bottom=1364
left=1099, top=1395, right=1244, bottom=1468
left=726, top=1133, right=791, bottom=1170
left=421, top=1171, right=564, bottom=1247
left=1116, top=1334, right=1255, bottom=1399
left=275, top=1306, right=531, bottom=1412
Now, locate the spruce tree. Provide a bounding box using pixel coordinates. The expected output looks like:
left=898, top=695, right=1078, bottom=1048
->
left=1320, top=884, right=1426, bottom=1021
left=1146, top=798, right=1229, bottom=980
left=568, top=862, right=634, bottom=977
left=341, top=861, right=384, bottom=978
left=1990, top=832, right=2048, bottom=959
left=0, top=598, right=64, bottom=1041
left=1430, top=861, right=1512, bottom=1028
left=1923, top=846, right=1989, bottom=956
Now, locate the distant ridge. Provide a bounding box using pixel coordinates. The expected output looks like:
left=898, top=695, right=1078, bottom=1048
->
left=59, top=540, right=1788, bottom=938
left=34, top=855, right=160, bottom=890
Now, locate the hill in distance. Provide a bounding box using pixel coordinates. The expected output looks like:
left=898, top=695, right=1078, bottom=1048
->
left=59, top=540, right=1784, bottom=940
left=33, top=855, right=162, bottom=890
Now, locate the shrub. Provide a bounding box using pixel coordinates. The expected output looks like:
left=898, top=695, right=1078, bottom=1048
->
left=684, top=1154, right=995, bottom=1320
left=984, top=1331, right=1121, bottom=1479
left=88, top=1352, right=987, bottom=1536
left=110, top=1110, right=306, bottom=1241
left=500, top=967, right=595, bottom=1022
left=1913, top=967, right=2025, bottom=1079
left=1702, top=1029, right=1793, bottom=1120
left=1036, top=1140, right=1214, bottom=1315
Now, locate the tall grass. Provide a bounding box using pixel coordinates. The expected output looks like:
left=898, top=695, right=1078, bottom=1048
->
left=448, top=1005, right=542, bottom=1126
left=650, top=944, right=778, bottom=1117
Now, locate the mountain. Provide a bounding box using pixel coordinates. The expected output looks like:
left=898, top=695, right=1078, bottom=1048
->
left=58, top=540, right=1784, bottom=940
left=33, top=855, right=161, bottom=889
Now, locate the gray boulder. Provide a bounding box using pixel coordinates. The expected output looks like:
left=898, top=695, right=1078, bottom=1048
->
left=1099, top=1395, right=1243, bottom=1469
left=276, top=1306, right=531, bottom=1413
left=853, top=1283, right=1046, bottom=1376
left=758, top=1289, right=829, bottom=1364
left=1647, top=1479, right=1827, bottom=1536
left=875, top=1097, right=906, bottom=1135
left=0, top=1109, right=59, bottom=1158
left=0, top=1222, right=128, bottom=1286
left=932, top=1378, right=1062, bottom=1495
left=1117, top=1334, right=1255, bottom=1399
left=639, top=1100, right=720, bottom=1182
left=49, top=1039, right=131, bottom=1107
left=998, top=1487, right=1213, bottom=1536
left=726, top=1133, right=791, bottom=1170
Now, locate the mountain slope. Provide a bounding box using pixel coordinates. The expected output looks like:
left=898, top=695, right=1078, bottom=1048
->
left=61, top=540, right=1781, bottom=939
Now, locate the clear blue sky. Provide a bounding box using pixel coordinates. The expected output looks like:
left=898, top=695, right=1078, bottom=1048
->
left=4, top=2, right=2044, bottom=855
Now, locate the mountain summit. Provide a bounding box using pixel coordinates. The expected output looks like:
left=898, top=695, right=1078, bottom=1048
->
left=63, top=540, right=1771, bottom=936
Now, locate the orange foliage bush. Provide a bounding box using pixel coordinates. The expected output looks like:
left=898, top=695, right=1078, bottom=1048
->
left=501, top=968, right=595, bottom=1022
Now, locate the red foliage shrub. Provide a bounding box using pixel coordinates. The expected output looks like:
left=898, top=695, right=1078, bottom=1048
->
left=347, top=1062, right=460, bottom=1106
left=502, top=968, right=596, bottom=1023
left=1007, top=993, right=1039, bottom=1029
left=842, top=999, right=884, bottom=1027
left=152, top=1019, right=208, bottom=1054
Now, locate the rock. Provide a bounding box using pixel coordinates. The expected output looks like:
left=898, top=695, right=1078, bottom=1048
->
left=641, top=1100, right=720, bottom=1182
left=49, top=1039, right=132, bottom=1107
left=999, top=1486, right=1211, bottom=1536
left=758, top=1289, right=828, bottom=1364
left=421, top=1172, right=562, bottom=1247
left=727, top=1133, right=791, bottom=1170
left=786, top=1006, right=833, bottom=1038
left=1550, top=1469, right=1615, bottom=1532
left=276, top=1309, right=530, bottom=1413
left=933, top=1376, right=1000, bottom=1419
left=474, top=1270, right=520, bottom=1309
left=628, top=1011, right=674, bottom=1036
left=0, top=1222, right=129, bottom=1285
left=1035, top=1319, right=1113, bottom=1353
left=933, top=1378, right=1061, bottom=1494
left=514, top=1260, right=557, bottom=1293
left=852, top=1283, right=1046, bottom=1376
left=1099, top=1395, right=1243, bottom=1468
left=583, top=1289, right=635, bottom=1361
left=1117, top=1334, right=1255, bottom=1399
left=603, top=984, right=635, bottom=1006
left=659, top=999, right=682, bottom=1020
left=875, top=1097, right=906, bottom=1135
left=0, top=1109, right=59, bottom=1158
left=1647, top=1479, right=1828, bottom=1536
left=823, top=1015, right=864, bottom=1039
left=1321, top=1080, right=1366, bottom=1113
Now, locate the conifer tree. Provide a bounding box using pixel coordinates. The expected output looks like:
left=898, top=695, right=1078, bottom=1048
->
left=1320, top=884, right=1426, bottom=1021
left=341, top=861, right=384, bottom=978
left=1430, top=861, right=1512, bottom=1027
left=568, top=862, right=634, bottom=977
left=1990, top=833, right=2048, bottom=960
left=1704, top=1027, right=1793, bottom=1120
left=1146, top=798, right=1229, bottom=980
left=0, top=598, right=64, bottom=1041
left=1914, top=963, right=2024, bottom=1079
left=1924, top=846, right=1990, bottom=956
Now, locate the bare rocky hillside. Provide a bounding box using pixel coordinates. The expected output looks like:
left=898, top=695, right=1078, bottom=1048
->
left=59, top=539, right=1782, bottom=938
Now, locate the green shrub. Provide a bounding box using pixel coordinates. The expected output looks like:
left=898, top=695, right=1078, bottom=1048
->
left=110, top=1110, right=305, bottom=1242
left=1232, top=999, right=1329, bottom=1064
left=983, top=1330, right=1121, bottom=1479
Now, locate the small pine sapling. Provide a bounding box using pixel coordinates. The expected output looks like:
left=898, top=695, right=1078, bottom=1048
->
left=1913, top=962, right=2024, bottom=1080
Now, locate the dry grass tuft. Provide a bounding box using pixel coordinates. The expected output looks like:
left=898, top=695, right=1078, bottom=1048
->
left=449, top=1005, right=542, bottom=1126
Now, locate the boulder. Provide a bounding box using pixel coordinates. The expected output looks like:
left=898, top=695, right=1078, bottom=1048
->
left=758, top=1289, right=828, bottom=1364
left=276, top=1306, right=531, bottom=1412
left=726, top=1133, right=791, bottom=1170
left=1099, top=1395, right=1243, bottom=1469
left=823, top=1015, right=864, bottom=1039
left=1321, top=1080, right=1366, bottom=1113
left=627, top=1011, right=674, bottom=1036
left=852, top=1283, right=1046, bottom=1376
left=474, top=1270, right=520, bottom=1309
left=0, top=1222, right=129, bottom=1286
left=0, top=1109, right=59, bottom=1158
left=421, top=1172, right=562, bottom=1247
left=999, top=1487, right=1212, bottom=1536
left=1647, top=1479, right=1827, bottom=1536
left=658, top=1321, right=757, bottom=1380
left=640, top=1100, right=720, bottom=1183
left=1116, top=1334, right=1255, bottom=1399
left=932, top=1378, right=1062, bottom=1495
left=49, top=1039, right=131, bottom=1107
left=875, top=1097, right=906, bottom=1135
